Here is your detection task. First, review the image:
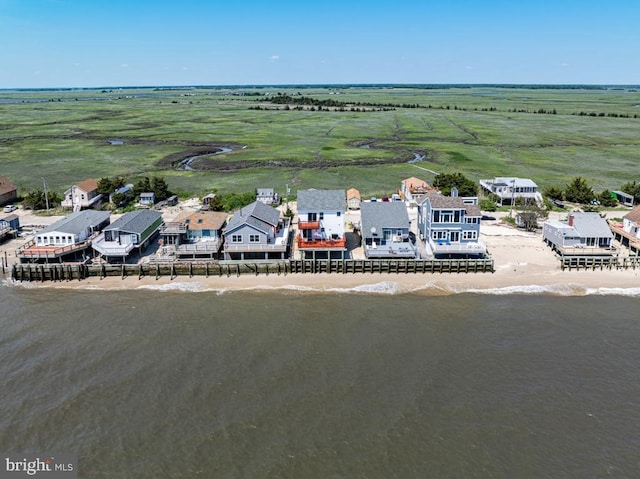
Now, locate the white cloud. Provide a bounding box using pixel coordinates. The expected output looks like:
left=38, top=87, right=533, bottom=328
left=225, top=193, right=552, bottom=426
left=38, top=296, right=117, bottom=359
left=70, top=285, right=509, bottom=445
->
left=270, top=55, right=280, bottom=62
left=121, top=63, right=129, bottom=68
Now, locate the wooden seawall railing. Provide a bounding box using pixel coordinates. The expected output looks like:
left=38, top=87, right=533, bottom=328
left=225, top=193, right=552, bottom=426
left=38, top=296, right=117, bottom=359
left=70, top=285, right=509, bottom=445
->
left=560, top=255, right=640, bottom=271
left=9, top=258, right=495, bottom=282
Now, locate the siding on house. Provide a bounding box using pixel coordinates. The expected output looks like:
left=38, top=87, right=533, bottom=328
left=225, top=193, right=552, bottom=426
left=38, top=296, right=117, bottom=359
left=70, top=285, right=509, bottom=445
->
left=417, top=192, right=485, bottom=257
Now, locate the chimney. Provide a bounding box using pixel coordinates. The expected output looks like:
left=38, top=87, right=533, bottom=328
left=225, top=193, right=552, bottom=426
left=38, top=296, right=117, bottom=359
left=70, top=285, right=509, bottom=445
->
left=568, top=214, right=574, bottom=227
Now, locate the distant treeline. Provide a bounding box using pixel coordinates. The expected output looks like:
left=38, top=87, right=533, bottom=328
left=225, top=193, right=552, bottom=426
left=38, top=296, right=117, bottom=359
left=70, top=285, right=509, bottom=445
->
left=253, top=94, right=639, bottom=118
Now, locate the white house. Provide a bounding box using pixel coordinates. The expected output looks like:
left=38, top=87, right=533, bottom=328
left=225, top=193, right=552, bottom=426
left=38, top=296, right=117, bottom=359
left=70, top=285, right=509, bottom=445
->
left=256, top=188, right=280, bottom=205
left=479, top=177, right=543, bottom=206
left=296, top=189, right=347, bottom=259
left=17, top=210, right=110, bottom=262
left=61, top=179, right=103, bottom=211
left=622, top=206, right=640, bottom=238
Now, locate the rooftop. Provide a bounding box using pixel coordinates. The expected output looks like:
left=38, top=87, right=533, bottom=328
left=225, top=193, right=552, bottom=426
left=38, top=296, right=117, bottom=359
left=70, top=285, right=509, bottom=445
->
left=104, top=209, right=162, bottom=235
left=297, top=189, right=345, bottom=211
left=38, top=210, right=110, bottom=235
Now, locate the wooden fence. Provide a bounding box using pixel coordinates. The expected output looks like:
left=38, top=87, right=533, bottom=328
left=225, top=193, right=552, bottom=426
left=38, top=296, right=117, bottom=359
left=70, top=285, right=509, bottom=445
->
left=9, top=258, right=495, bottom=283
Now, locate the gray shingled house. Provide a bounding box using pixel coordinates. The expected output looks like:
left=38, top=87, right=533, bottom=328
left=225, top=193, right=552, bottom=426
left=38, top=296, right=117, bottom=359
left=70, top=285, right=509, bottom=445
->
left=360, top=201, right=417, bottom=258
left=92, top=209, right=163, bottom=262
left=543, top=212, right=614, bottom=255
left=223, top=201, right=290, bottom=260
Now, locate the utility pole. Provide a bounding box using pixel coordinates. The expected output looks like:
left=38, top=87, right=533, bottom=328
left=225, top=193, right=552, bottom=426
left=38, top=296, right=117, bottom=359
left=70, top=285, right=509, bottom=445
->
left=42, top=177, right=50, bottom=211
left=509, top=179, right=516, bottom=218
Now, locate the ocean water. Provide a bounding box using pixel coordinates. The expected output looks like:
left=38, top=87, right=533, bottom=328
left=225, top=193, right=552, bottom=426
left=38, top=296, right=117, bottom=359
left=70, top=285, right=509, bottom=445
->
left=1, top=281, right=640, bottom=478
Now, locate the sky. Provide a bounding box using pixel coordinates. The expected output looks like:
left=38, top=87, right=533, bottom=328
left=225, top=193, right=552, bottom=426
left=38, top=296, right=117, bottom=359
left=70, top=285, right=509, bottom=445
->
left=1, top=0, right=639, bottom=88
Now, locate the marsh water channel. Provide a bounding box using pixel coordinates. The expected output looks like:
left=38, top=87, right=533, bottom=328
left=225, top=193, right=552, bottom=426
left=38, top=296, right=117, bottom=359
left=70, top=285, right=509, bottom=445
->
left=176, top=147, right=234, bottom=170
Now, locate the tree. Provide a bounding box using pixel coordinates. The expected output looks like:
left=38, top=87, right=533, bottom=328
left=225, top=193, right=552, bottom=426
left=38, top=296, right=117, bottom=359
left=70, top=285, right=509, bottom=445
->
left=433, top=172, right=477, bottom=197
left=564, top=177, right=594, bottom=204
left=598, top=190, right=618, bottom=208
left=543, top=185, right=564, bottom=201
left=621, top=180, right=640, bottom=204
left=133, top=177, right=151, bottom=196
left=479, top=199, right=497, bottom=211
left=516, top=202, right=548, bottom=232
left=207, top=195, right=224, bottom=212
left=110, top=192, right=127, bottom=207
left=150, top=176, right=170, bottom=201
left=23, top=188, right=62, bottom=210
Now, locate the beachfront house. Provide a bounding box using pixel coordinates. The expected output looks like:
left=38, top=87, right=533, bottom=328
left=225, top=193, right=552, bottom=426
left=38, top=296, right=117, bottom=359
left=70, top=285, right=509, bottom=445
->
left=543, top=212, right=614, bottom=254
left=296, top=189, right=347, bottom=259
left=0, top=213, right=19, bottom=242
left=622, top=206, right=640, bottom=238
left=17, top=210, right=110, bottom=263
left=0, top=176, right=18, bottom=206
left=160, top=210, right=227, bottom=259
left=92, top=210, right=163, bottom=262
left=479, top=177, right=543, bottom=206
left=61, top=178, right=103, bottom=211
left=223, top=201, right=290, bottom=260
left=347, top=188, right=361, bottom=210
left=400, top=177, right=433, bottom=206
left=256, top=188, right=280, bottom=206
left=360, top=201, right=417, bottom=259
left=0, top=213, right=20, bottom=231
left=417, top=191, right=485, bottom=258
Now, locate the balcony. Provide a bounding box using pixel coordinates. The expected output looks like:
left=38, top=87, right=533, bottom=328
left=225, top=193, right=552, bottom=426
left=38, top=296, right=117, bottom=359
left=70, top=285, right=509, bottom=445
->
left=297, top=237, right=346, bottom=250
left=17, top=236, right=96, bottom=260
left=430, top=239, right=487, bottom=256
left=298, top=220, right=321, bottom=230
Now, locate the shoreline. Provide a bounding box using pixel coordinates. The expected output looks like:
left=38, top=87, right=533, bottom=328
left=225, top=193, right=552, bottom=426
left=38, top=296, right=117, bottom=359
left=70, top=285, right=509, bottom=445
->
left=4, top=266, right=640, bottom=297
left=3, top=207, right=639, bottom=297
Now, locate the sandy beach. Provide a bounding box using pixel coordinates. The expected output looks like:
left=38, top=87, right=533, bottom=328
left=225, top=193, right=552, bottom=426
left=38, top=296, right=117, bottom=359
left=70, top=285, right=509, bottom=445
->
left=2, top=204, right=639, bottom=295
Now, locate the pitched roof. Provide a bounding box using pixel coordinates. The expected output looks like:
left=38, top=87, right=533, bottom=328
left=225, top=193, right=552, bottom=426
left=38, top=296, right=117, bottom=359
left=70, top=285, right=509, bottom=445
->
left=173, top=210, right=227, bottom=230
left=297, top=189, right=345, bottom=211
left=226, top=201, right=280, bottom=234
left=401, top=177, right=427, bottom=188
left=39, top=210, right=110, bottom=235
left=0, top=176, right=17, bottom=195
left=360, top=202, right=410, bottom=237
left=104, top=210, right=162, bottom=235
left=347, top=188, right=361, bottom=200
left=421, top=191, right=466, bottom=209
left=624, top=205, right=640, bottom=225
left=75, top=178, right=99, bottom=193
left=570, top=212, right=613, bottom=239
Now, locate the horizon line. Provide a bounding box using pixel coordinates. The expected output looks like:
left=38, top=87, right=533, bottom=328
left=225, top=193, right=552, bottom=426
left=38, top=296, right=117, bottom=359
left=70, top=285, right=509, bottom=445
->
left=1, top=82, right=640, bottom=92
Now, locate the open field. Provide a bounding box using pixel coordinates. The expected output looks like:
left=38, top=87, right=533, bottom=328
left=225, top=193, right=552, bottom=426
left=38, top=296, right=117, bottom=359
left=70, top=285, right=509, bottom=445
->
left=1, top=85, right=639, bottom=199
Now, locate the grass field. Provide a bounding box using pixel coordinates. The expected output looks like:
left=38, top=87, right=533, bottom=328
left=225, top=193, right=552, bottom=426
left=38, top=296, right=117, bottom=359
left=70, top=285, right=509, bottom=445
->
left=1, top=85, right=639, bottom=199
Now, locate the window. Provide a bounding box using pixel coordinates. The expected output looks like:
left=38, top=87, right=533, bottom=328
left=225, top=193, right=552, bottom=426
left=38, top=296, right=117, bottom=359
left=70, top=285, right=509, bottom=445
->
left=466, top=217, right=478, bottom=224
left=232, top=234, right=242, bottom=243
left=250, top=234, right=260, bottom=242
left=463, top=231, right=478, bottom=240
left=432, top=231, right=447, bottom=240
left=319, top=212, right=324, bottom=220
left=337, top=211, right=341, bottom=217
left=440, top=211, right=453, bottom=223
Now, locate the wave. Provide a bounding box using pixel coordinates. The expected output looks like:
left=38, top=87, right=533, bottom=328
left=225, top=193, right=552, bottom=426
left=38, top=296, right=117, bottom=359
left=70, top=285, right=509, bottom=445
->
left=4, top=277, right=640, bottom=297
